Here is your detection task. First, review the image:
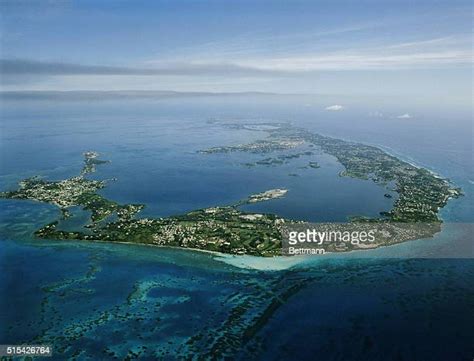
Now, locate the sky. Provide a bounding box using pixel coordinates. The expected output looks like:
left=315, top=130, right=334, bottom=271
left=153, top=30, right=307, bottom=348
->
left=0, top=0, right=472, bottom=108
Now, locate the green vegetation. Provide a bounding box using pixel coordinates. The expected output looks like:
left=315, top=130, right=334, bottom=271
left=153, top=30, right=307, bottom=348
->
left=202, top=123, right=462, bottom=224
left=81, top=151, right=110, bottom=175
left=0, top=123, right=463, bottom=256
left=0, top=152, right=285, bottom=256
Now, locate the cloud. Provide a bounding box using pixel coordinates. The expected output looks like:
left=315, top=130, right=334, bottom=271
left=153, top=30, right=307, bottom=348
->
left=396, top=113, right=412, bottom=119
left=0, top=59, right=285, bottom=77
left=0, top=90, right=284, bottom=101
left=239, top=50, right=471, bottom=72
left=2, top=36, right=471, bottom=82
left=231, top=36, right=472, bottom=72
left=325, top=104, right=344, bottom=111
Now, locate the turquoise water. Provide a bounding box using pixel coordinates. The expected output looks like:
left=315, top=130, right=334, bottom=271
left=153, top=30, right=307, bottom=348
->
left=0, top=96, right=473, bottom=360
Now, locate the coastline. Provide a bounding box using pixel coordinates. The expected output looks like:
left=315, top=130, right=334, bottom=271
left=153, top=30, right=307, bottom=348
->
left=1, top=127, right=464, bottom=270
left=303, top=129, right=450, bottom=181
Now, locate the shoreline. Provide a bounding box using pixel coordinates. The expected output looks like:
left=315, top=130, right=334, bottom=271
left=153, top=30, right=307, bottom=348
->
left=1, top=127, right=464, bottom=270
left=301, top=128, right=449, bottom=182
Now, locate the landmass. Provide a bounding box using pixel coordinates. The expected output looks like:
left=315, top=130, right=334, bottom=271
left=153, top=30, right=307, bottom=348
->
left=245, top=189, right=288, bottom=203
left=199, top=139, right=304, bottom=154
left=1, top=153, right=142, bottom=223
left=243, top=151, right=314, bottom=167
left=201, top=122, right=462, bottom=223
left=0, top=123, right=462, bottom=256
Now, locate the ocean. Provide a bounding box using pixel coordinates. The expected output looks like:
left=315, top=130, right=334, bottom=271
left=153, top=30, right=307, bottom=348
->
left=0, top=95, right=473, bottom=360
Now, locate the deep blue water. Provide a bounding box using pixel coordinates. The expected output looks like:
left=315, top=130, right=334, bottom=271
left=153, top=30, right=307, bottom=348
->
left=0, top=96, right=473, bottom=360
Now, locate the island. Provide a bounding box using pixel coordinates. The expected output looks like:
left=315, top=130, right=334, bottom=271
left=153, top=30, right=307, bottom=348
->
left=246, top=189, right=288, bottom=203
left=0, top=122, right=462, bottom=256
